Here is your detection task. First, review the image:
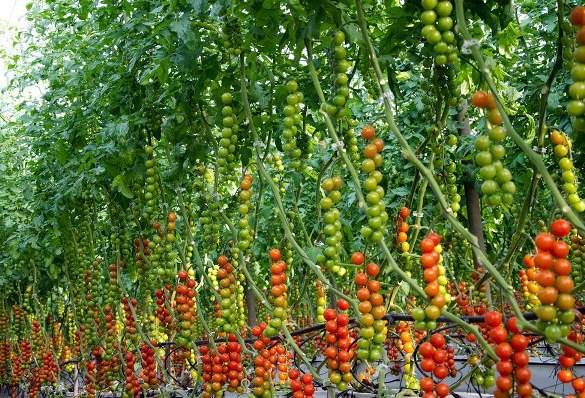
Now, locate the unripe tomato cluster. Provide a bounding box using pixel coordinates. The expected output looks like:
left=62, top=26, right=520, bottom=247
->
left=324, top=30, right=351, bottom=118
left=139, top=341, right=158, bottom=389
left=218, top=92, right=239, bottom=172
left=275, top=345, right=291, bottom=385
left=420, top=0, right=459, bottom=65
left=413, top=232, right=450, bottom=330
left=289, top=368, right=315, bottom=398
left=571, top=234, right=585, bottom=285
left=418, top=334, right=451, bottom=398
left=175, top=270, right=197, bottom=347
left=133, top=238, right=150, bottom=283
left=532, top=219, right=576, bottom=341
left=323, top=299, right=353, bottom=390
left=550, top=130, right=585, bottom=212
left=354, top=257, right=387, bottom=362
left=568, top=6, right=585, bottom=133
left=143, top=145, right=158, bottom=219
left=251, top=323, right=275, bottom=398
left=344, top=120, right=360, bottom=163
left=317, top=176, right=346, bottom=276
left=471, top=91, right=515, bottom=207
left=282, top=80, right=305, bottom=169
left=216, top=255, right=239, bottom=334
left=265, top=249, right=288, bottom=337
left=396, top=321, right=418, bottom=390
left=395, top=207, right=411, bottom=253
left=315, top=280, right=327, bottom=323
left=123, top=351, right=141, bottom=397
left=360, top=125, right=388, bottom=242
left=435, top=152, right=461, bottom=215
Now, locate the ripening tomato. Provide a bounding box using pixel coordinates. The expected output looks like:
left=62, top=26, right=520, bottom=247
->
left=337, top=299, right=350, bottom=311
left=516, top=383, right=532, bottom=398
left=435, top=383, right=450, bottom=398
left=471, top=91, right=491, bottom=108
left=484, top=311, right=502, bottom=327
left=419, top=342, right=435, bottom=358
left=433, top=364, right=449, bottom=380
left=361, top=125, right=376, bottom=140
left=400, top=207, right=410, bottom=218
left=323, top=309, right=337, bottom=321
left=366, top=263, right=380, bottom=277
left=496, top=376, right=513, bottom=392
left=355, top=272, right=368, bottom=287
left=534, top=251, right=554, bottom=269
left=496, top=360, right=513, bottom=375
left=430, top=333, right=446, bottom=348
left=572, top=377, right=585, bottom=392
left=420, top=238, right=436, bottom=253
left=552, top=241, right=570, bottom=258
left=515, top=366, right=531, bottom=383
left=571, top=6, right=585, bottom=25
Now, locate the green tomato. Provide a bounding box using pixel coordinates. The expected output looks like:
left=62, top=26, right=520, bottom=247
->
left=490, top=144, right=506, bottom=160
left=569, top=82, right=585, bottom=99
left=436, top=1, right=453, bottom=16
left=488, top=126, right=506, bottom=141
left=544, top=325, right=561, bottom=342
left=421, top=0, right=438, bottom=10
left=474, top=135, right=491, bottom=151
left=286, top=80, right=298, bottom=93
left=567, top=100, right=585, bottom=116
left=481, top=180, right=499, bottom=195
left=571, top=63, right=585, bottom=81
left=475, top=151, right=493, bottom=167
left=221, top=92, right=233, bottom=105
left=421, top=10, right=437, bottom=25
left=437, top=17, right=453, bottom=31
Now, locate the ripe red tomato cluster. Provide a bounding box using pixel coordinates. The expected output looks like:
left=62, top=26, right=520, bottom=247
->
left=139, top=341, right=158, bottom=388
left=85, top=360, right=97, bottom=396
left=175, top=271, right=197, bottom=348
left=265, top=249, right=288, bottom=337
left=419, top=334, right=451, bottom=398
left=225, top=334, right=244, bottom=391
left=485, top=315, right=532, bottom=398
left=354, top=255, right=386, bottom=361
left=124, top=350, right=141, bottom=397
left=289, top=368, right=315, bottom=398
left=557, top=330, right=585, bottom=396
left=251, top=322, right=275, bottom=397
left=323, top=299, right=353, bottom=390
left=154, top=286, right=174, bottom=328
left=533, top=219, right=575, bottom=340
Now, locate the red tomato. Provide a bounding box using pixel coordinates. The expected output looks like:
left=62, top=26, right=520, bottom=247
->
left=351, top=252, right=365, bottom=265
left=420, top=377, right=434, bottom=392
left=484, top=311, right=502, bottom=327
left=419, top=342, right=435, bottom=358
left=420, top=238, right=435, bottom=253
left=336, top=299, right=349, bottom=311
left=496, top=360, right=513, bottom=375
left=510, top=334, right=528, bottom=352
left=489, top=326, right=508, bottom=344
left=430, top=334, right=446, bottom=349
left=495, top=342, right=513, bottom=359
left=535, top=233, right=555, bottom=251
left=515, top=366, right=531, bottom=383
left=433, top=364, right=449, bottom=380
left=551, top=219, right=571, bottom=238
left=420, top=358, right=435, bottom=372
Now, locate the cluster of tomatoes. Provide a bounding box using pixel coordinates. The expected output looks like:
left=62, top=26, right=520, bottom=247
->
left=413, top=232, right=450, bottom=330
left=251, top=322, right=275, bottom=397
left=237, top=174, right=253, bottom=252
left=557, top=331, right=585, bottom=394
left=420, top=0, right=458, bottom=65
left=30, top=351, right=58, bottom=398
left=265, top=249, right=288, bottom=337
left=360, top=125, right=388, bottom=243
left=317, top=176, right=345, bottom=276
left=176, top=270, right=197, bottom=347
left=139, top=341, right=158, bottom=389
left=85, top=360, right=97, bottom=397
left=275, top=345, right=291, bottom=385
left=471, top=91, right=515, bottom=207
left=571, top=234, right=585, bottom=286
left=532, top=219, right=576, bottom=341
left=550, top=130, right=585, bottom=212
left=353, top=254, right=387, bottom=362
left=216, top=255, right=239, bottom=334
left=419, top=334, right=452, bottom=398
left=289, top=369, right=315, bottom=398
left=218, top=92, right=238, bottom=173
left=568, top=6, right=585, bottom=133
left=201, top=345, right=224, bottom=398
left=142, top=145, right=158, bottom=219
left=315, top=281, right=326, bottom=323
left=154, top=285, right=174, bottom=330
left=123, top=350, right=141, bottom=397
left=224, top=335, right=244, bottom=391
left=281, top=80, right=305, bottom=169
left=395, top=207, right=411, bottom=253
left=520, top=255, right=541, bottom=310
left=122, top=297, right=139, bottom=341
left=323, top=299, right=353, bottom=390
left=105, top=261, right=122, bottom=305
left=31, top=319, right=43, bottom=358
left=10, top=342, right=23, bottom=387
left=324, top=31, right=350, bottom=118
left=133, top=238, right=150, bottom=279
left=483, top=314, right=531, bottom=398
